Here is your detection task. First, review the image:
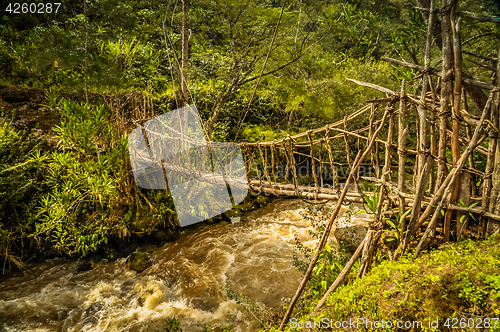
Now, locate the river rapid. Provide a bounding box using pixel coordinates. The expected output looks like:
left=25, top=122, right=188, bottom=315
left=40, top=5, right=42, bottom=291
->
left=0, top=198, right=368, bottom=332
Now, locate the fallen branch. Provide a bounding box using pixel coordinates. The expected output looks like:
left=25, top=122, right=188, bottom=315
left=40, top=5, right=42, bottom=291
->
left=461, top=50, right=497, bottom=62
left=346, top=78, right=397, bottom=96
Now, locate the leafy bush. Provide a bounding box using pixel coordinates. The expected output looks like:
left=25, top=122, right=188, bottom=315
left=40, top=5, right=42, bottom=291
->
left=0, top=121, right=47, bottom=270
left=32, top=99, right=177, bottom=257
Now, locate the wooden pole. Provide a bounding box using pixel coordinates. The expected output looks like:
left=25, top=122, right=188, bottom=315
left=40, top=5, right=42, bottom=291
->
left=398, top=80, right=408, bottom=237
left=413, top=91, right=496, bottom=238
left=418, top=0, right=435, bottom=193
left=394, top=154, right=434, bottom=260
left=463, top=90, right=476, bottom=197
left=368, top=103, right=376, bottom=171
left=83, top=0, right=89, bottom=104
left=438, top=0, right=453, bottom=239
left=359, top=106, right=394, bottom=278
left=443, top=2, right=463, bottom=242
left=394, top=0, right=435, bottom=258
left=314, top=235, right=367, bottom=311
left=482, top=43, right=500, bottom=236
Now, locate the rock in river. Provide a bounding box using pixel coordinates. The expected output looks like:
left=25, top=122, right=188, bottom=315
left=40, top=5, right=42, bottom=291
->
left=126, top=251, right=153, bottom=272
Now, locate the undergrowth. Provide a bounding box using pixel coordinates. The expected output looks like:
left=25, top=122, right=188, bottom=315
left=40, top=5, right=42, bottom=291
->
left=0, top=94, right=180, bottom=268
left=277, top=235, right=500, bottom=332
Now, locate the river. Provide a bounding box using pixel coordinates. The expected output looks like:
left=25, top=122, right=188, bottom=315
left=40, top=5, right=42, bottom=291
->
left=0, top=198, right=369, bottom=331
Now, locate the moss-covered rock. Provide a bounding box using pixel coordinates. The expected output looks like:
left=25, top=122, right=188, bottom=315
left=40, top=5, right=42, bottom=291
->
left=126, top=251, right=153, bottom=272
left=254, top=195, right=270, bottom=208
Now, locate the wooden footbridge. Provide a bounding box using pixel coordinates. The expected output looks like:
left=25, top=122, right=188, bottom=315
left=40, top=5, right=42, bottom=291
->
left=238, top=76, right=500, bottom=248
left=117, top=2, right=500, bottom=327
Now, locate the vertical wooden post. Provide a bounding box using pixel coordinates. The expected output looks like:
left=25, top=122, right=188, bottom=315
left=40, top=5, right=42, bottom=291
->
left=83, top=0, right=89, bottom=104
left=415, top=92, right=495, bottom=259
left=308, top=131, right=319, bottom=196
left=436, top=0, right=452, bottom=194
left=422, top=0, right=436, bottom=193
left=343, top=118, right=352, bottom=167
left=368, top=103, right=377, bottom=176
left=430, top=77, right=437, bottom=193
left=438, top=0, right=453, bottom=240
left=457, top=172, right=470, bottom=240
left=415, top=113, right=420, bottom=186
left=419, top=0, right=435, bottom=195
left=398, top=80, right=408, bottom=236
left=463, top=91, right=476, bottom=197
left=443, top=3, right=463, bottom=242
left=483, top=44, right=500, bottom=236
left=377, top=105, right=395, bottom=222
left=395, top=154, right=434, bottom=259
left=359, top=105, right=394, bottom=276
left=279, top=110, right=391, bottom=330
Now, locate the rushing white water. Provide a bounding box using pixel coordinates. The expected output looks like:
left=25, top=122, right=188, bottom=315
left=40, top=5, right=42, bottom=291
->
left=0, top=198, right=369, bottom=331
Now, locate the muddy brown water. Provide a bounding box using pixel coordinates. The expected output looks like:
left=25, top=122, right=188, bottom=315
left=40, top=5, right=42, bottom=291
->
left=0, top=198, right=369, bottom=331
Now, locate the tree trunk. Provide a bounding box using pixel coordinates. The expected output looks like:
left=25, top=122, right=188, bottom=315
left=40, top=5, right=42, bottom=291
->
left=443, top=3, right=463, bottom=242
left=84, top=0, right=89, bottom=104
left=416, top=1, right=488, bottom=112
left=486, top=44, right=500, bottom=236
left=436, top=0, right=452, bottom=191
left=181, top=0, right=189, bottom=104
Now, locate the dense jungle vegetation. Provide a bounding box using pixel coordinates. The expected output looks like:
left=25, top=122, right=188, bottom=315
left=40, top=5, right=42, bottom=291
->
left=1, top=0, right=500, bottom=329
left=0, top=0, right=435, bottom=267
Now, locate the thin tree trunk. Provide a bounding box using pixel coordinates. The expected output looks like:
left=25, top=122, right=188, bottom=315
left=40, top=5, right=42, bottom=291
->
left=314, top=234, right=367, bottom=311
left=358, top=106, right=394, bottom=277
left=181, top=0, right=189, bottom=104
left=398, top=80, right=408, bottom=237
left=416, top=2, right=489, bottom=112
left=416, top=0, right=435, bottom=194
left=84, top=0, right=89, bottom=104
left=438, top=0, right=453, bottom=239
left=443, top=4, right=463, bottom=242
left=463, top=90, right=476, bottom=197
left=484, top=44, right=500, bottom=236
left=394, top=154, right=434, bottom=260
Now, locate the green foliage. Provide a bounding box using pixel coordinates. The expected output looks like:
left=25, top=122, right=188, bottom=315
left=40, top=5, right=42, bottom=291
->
left=155, top=317, right=182, bottom=332
left=32, top=99, right=126, bottom=256
left=383, top=207, right=411, bottom=246
left=203, top=324, right=233, bottom=332
left=0, top=120, right=47, bottom=270
left=360, top=188, right=380, bottom=215
left=276, top=235, right=500, bottom=331
left=226, top=284, right=282, bottom=330
left=31, top=98, right=177, bottom=257
left=457, top=200, right=478, bottom=224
